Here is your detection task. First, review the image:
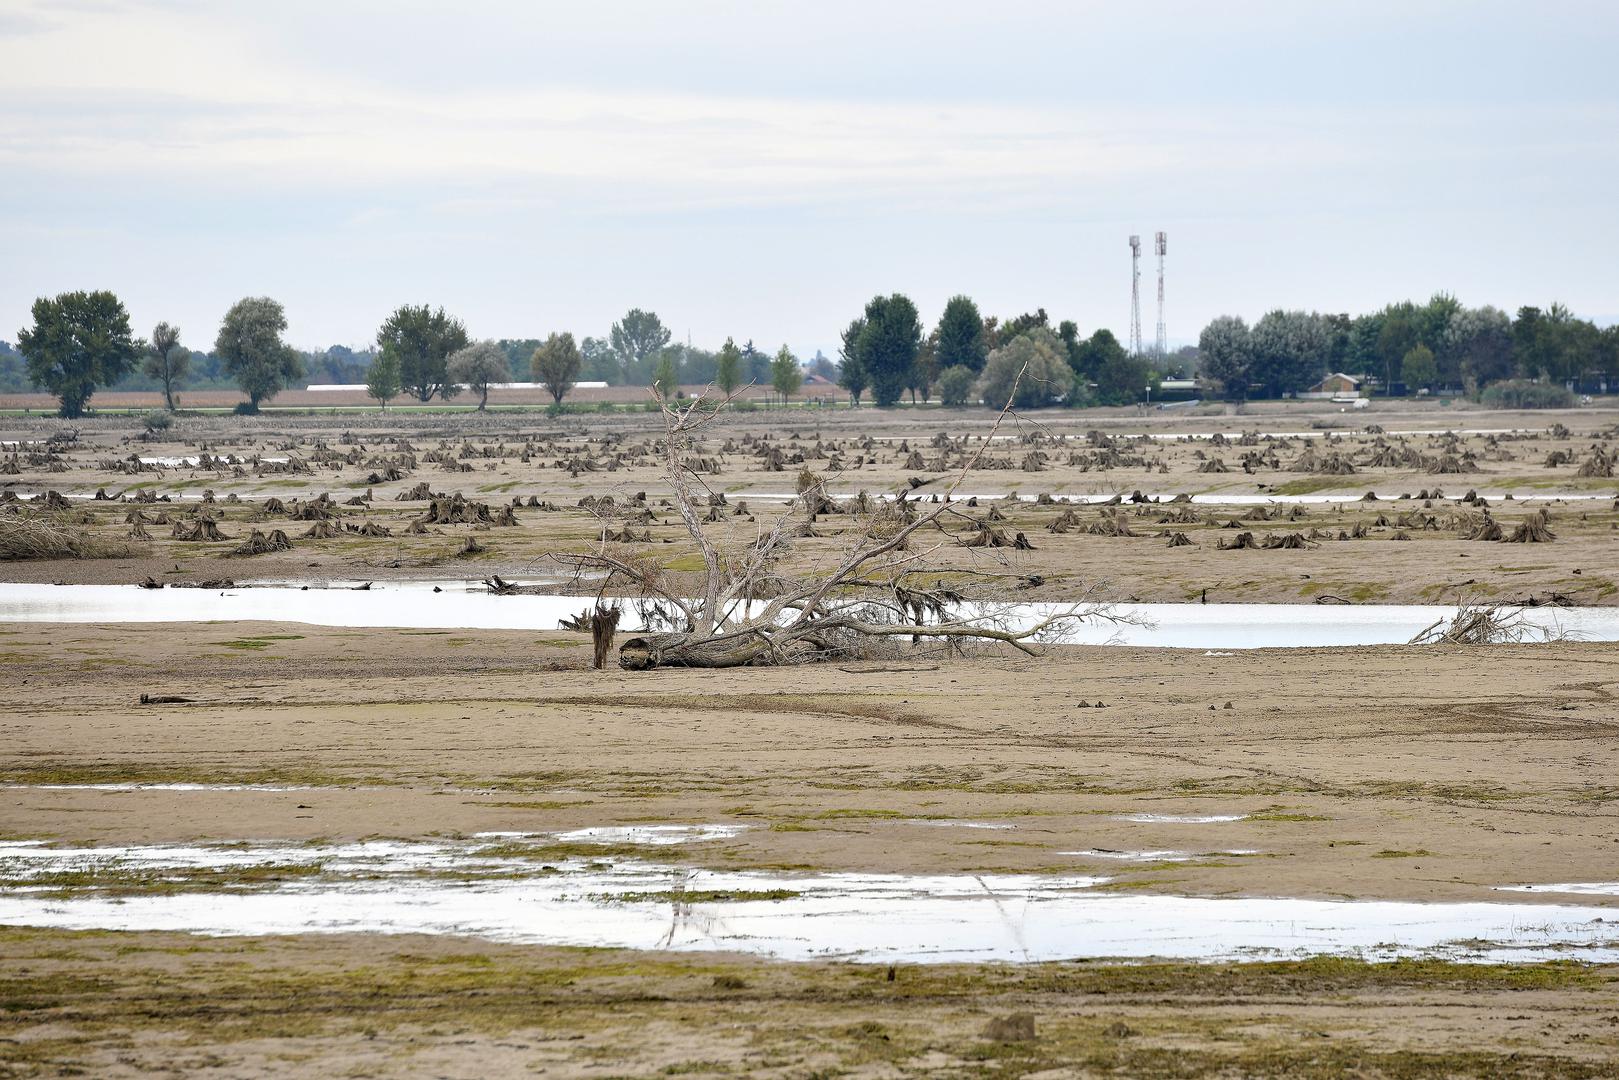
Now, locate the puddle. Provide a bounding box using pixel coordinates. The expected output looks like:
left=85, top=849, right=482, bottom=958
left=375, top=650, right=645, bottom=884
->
left=0, top=580, right=624, bottom=634
left=2, top=836, right=1615, bottom=963
left=1142, top=428, right=1537, bottom=441
left=135, top=455, right=290, bottom=467
left=550, top=825, right=747, bottom=845
left=1116, top=813, right=1247, bottom=824
left=1063, top=849, right=1258, bottom=862
left=733, top=489, right=1607, bottom=506
left=918, top=821, right=1017, bottom=830
left=3, top=582, right=1615, bottom=649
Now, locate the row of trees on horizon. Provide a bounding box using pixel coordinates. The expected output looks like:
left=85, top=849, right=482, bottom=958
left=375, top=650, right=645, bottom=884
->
left=5, top=288, right=1615, bottom=418
left=1198, top=295, right=1618, bottom=401
left=3, top=294, right=827, bottom=417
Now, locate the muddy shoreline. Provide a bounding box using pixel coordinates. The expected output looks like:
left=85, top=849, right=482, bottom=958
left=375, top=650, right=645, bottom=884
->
left=4, top=620, right=1616, bottom=905
left=5, top=403, right=1619, bottom=1076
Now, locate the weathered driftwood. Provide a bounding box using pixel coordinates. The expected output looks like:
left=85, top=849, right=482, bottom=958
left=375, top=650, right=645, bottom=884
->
left=548, top=372, right=1133, bottom=670
left=590, top=605, right=622, bottom=670
left=1409, top=602, right=1556, bottom=645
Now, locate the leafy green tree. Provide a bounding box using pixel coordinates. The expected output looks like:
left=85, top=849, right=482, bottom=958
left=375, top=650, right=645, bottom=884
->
left=976, top=328, right=1072, bottom=410
left=1095, top=350, right=1156, bottom=406
left=651, top=353, right=679, bottom=399
left=447, top=340, right=511, bottom=410
left=17, top=290, right=140, bottom=418
left=496, top=338, right=544, bottom=374
left=674, top=344, right=719, bottom=385
left=1374, top=302, right=1420, bottom=388
left=580, top=336, right=619, bottom=383
left=937, top=364, right=977, bottom=407
left=216, top=296, right=303, bottom=412
left=1345, top=311, right=1383, bottom=377
left=1322, top=312, right=1354, bottom=376
left=740, top=339, right=770, bottom=385
left=1514, top=303, right=1599, bottom=385
left=837, top=318, right=868, bottom=405
left=1072, top=328, right=1127, bottom=383
left=609, top=308, right=671, bottom=386
left=1057, top=320, right=1081, bottom=369
left=770, top=344, right=800, bottom=403
left=1445, top=305, right=1514, bottom=389
left=997, top=308, right=1050, bottom=344
left=1250, top=310, right=1332, bottom=398
left=1402, top=343, right=1438, bottom=391
left=1197, top=316, right=1252, bottom=398
left=715, top=337, right=742, bottom=395
left=142, top=321, right=188, bottom=411
left=309, top=344, right=372, bottom=385
left=1600, top=326, right=1619, bottom=386
left=0, top=340, right=30, bottom=393
left=365, top=350, right=401, bottom=410
left=855, top=294, right=921, bottom=407
left=376, top=305, right=468, bottom=402
left=1417, top=293, right=1462, bottom=383
left=935, top=295, right=988, bottom=372
left=911, top=331, right=939, bottom=403
left=531, top=332, right=582, bottom=404
left=1512, top=306, right=1546, bottom=379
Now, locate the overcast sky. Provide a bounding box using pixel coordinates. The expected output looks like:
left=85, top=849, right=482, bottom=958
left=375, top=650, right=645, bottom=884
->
left=2, top=0, right=1616, bottom=356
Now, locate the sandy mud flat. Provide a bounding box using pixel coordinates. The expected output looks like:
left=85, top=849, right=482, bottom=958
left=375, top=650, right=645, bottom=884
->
left=5, top=404, right=1619, bottom=1076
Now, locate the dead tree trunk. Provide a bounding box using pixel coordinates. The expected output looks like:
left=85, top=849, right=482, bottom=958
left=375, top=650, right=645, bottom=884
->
left=590, top=604, right=621, bottom=670
left=550, top=372, right=1137, bottom=670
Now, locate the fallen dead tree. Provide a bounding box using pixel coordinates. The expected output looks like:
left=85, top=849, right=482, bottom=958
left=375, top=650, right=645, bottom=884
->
left=483, top=575, right=552, bottom=595
left=1408, top=602, right=1568, bottom=645
left=549, top=375, right=1139, bottom=669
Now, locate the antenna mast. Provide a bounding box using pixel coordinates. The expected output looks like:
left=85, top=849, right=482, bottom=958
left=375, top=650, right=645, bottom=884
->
left=1128, top=235, right=1143, bottom=357
left=1154, top=231, right=1167, bottom=358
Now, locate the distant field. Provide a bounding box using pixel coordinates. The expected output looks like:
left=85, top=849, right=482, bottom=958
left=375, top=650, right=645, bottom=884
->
left=0, top=382, right=835, bottom=413
left=7, top=385, right=1618, bottom=418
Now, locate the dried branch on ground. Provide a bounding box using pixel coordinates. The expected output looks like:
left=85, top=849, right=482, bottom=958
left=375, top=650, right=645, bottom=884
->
left=548, top=374, right=1142, bottom=669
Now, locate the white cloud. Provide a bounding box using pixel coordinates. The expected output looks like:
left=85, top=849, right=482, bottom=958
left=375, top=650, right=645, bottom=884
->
left=0, top=0, right=1431, bottom=201
left=1, top=0, right=1616, bottom=349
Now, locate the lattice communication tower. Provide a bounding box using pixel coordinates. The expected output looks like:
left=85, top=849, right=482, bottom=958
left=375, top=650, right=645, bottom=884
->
left=1154, top=231, right=1167, bottom=357
left=1128, top=234, right=1143, bottom=357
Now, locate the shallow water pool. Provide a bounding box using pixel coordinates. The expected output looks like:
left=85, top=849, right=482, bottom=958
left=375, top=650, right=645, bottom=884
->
left=1, top=836, right=1612, bottom=964
left=2, top=581, right=1612, bottom=649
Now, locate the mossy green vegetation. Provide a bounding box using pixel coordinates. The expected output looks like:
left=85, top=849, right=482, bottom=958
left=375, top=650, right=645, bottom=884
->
left=1247, top=807, right=1333, bottom=823
left=211, top=633, right=306, bottom=650
left=2, top=928, right=1610, bottom=1078
left=0, top=862, right=325, bottom=899
left=0, top=764, right=383, bottom=787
